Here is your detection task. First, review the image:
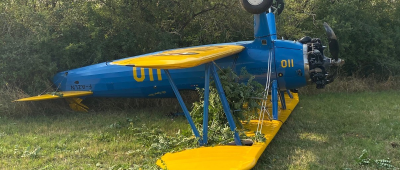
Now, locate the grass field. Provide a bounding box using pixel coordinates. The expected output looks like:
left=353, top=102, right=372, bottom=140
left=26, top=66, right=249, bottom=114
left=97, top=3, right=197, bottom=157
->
left=0, top=90, right=399, bottom=169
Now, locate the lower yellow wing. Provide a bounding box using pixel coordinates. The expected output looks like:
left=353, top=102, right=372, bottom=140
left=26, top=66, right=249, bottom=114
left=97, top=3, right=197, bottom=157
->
left=111, top=45, right=245, bottom=69
left=14, top=91, right=93, bottom=102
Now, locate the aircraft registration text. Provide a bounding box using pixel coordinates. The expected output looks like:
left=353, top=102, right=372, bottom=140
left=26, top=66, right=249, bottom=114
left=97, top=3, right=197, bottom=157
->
left=70, top=84, right=92, bottom=90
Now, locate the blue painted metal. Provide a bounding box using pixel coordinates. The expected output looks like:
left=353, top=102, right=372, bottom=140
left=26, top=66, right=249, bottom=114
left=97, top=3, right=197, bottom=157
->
left=52, top=39, right=309, bottom=96
left=272, top=80, right=279, bottom=120
left=267, top=12, right=277, bottom=40
left=274, top=40, right=304, bottom=49
left=279, top=91, right=286, bottom=110
left=211, top=64, right=242, bottom=146
left=202, top=63, right=211, bottom=145
left=254, top=12, right=273, bottom=49
left=51, top=12, right=311, bottom=100
left=287, top=90, right=293, bottom=99
left=254, top=12, right=271, bottom=38
left=163, top=69, right=201, bottom=140
left=275, top=44, right=307, bottom=90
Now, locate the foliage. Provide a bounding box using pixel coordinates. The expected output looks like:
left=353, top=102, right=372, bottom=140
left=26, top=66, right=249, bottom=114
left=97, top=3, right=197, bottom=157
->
left=129, top=124, right=198, bottom=156
left=293, top=0, right=400, bottom=78
left=0, top=0, right=252, bottom=94
left=357, top=149, right=397, bottom=169
left=190, top=68, right=265, bottom=145
left=20, top=146, right=42, bottom=159
left=125, top=68, right=266, bottom=151
left=191, top=68, right=264, bottom=126
left=3, top=0, right=400, bottom=94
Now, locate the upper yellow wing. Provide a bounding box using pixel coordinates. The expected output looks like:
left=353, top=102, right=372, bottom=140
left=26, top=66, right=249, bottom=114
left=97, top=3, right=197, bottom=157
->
left=111, top=45, right=245, bottom=69
left=14, top=91, right=93, bottom=102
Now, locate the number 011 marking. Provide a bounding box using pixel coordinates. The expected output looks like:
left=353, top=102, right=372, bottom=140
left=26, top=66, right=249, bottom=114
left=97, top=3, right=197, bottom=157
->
left=281, top=59, right=294, bottom=68
left=133, top=67, right=162, bottom=82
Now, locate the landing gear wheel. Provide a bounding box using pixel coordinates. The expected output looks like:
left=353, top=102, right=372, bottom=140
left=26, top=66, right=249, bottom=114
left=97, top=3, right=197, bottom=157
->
left=240, top=0, right=273, bottom=14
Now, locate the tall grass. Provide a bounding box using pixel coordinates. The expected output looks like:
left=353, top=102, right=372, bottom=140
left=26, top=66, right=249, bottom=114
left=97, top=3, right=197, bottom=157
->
left=300, top=76, right=400, bottom=95
left=0, top=84, right=71, bottom=117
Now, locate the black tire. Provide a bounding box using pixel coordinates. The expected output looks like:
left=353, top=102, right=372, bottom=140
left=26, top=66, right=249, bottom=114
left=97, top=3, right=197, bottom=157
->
left=240, top=0, right=273, bottom=14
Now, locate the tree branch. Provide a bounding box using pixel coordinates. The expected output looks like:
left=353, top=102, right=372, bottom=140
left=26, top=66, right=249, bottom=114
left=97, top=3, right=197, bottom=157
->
left=177, top=3, right=228, bottom=33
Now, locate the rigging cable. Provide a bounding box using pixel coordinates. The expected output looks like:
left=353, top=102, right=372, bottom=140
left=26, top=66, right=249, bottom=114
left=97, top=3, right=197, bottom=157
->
left=256, top=50, right=273, bottom=135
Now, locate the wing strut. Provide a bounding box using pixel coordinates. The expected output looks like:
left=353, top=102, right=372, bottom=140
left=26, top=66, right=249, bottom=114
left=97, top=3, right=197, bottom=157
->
left=163, top=62, right=242, bottom=146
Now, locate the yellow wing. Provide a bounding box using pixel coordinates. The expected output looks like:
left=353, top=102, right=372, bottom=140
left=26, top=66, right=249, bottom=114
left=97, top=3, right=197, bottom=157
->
left=14, top=91, right=93, bottom=102
left=111, top=45, right=245, bottom=69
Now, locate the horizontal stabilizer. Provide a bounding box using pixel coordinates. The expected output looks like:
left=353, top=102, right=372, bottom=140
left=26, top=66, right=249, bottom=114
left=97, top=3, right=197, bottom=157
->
left=111, top=45, right=245, bottom=69
left=14, top=91, right=93, bottom=102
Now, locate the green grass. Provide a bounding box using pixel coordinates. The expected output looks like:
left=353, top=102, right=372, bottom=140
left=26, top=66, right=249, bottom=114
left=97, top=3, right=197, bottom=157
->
left=0, top=108, right=189, bottom=169
left=254, top=90, right=400, bottom=170
left=0, top=91, right=399, bottom=169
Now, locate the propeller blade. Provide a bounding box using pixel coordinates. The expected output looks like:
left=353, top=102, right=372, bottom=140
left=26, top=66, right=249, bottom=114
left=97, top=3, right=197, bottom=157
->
left=323, top=22, right=339, bottom=60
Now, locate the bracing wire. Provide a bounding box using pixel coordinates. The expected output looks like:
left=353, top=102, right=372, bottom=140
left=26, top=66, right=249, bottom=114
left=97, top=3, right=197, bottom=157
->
left=256, top=50, right=273, bottom=134
left=38, top=75, right=66, bottom=96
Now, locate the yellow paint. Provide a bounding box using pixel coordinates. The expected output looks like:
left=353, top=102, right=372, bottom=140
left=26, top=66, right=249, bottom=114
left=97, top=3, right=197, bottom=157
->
left=148, top=69, right=154, bottom=81
left=133, top=67, right=145, bottom=82
left=282, top=59, right=294, bottom=68
left=156, top=93, right=299, bottom=170
left=14, top=91, right=93, bottom=102
left=65, top=98, right=90, bottom=112
left=112, top=45, right=245, bottom=69
left=148, top=91, right=166, bottom=97
left=157, top=69, right=162, bottom=81
left=281, top=60, right=287, bottom=68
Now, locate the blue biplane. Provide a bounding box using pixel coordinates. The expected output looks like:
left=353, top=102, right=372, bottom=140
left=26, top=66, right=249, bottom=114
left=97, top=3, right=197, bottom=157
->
left=16, top=0, right=343, bottom=169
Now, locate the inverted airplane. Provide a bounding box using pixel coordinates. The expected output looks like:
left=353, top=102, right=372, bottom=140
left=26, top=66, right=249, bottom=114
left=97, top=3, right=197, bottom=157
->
left=16, top=0, right=344, bottom=169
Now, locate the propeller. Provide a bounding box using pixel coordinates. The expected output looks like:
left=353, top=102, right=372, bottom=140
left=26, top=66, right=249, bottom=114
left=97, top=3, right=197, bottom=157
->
left=301, top=22, right=343, bottom=88
left=323, top=22, right=339, bottom=61
left=323, top=22, right=344, bottom=84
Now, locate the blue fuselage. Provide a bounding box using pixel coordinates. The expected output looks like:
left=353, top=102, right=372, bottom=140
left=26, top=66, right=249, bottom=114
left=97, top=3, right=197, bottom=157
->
left=53, top=39, right=309, bottom=98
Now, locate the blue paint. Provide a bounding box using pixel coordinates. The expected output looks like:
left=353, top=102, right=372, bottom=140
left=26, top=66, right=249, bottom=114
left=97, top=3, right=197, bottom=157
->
left=280, top=91, right=286, bottom=110
left=53, top=39, right=309, bottom=96
left=275, top=44, right=307, bottom=90
left=211, top=64, right=242, bottom=146
left=272, top=80, right=278, bottom=120
left=274, top=40, right=303, bottom=49
left=164, top=69, right=201, bottom=141
left=267, top=12, right=277, bottom=40
left=254, top=12, right=273, bottom=49
left=287, top=89, right=293, bottom=99
left=202, top=63, right=211, bottom=145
